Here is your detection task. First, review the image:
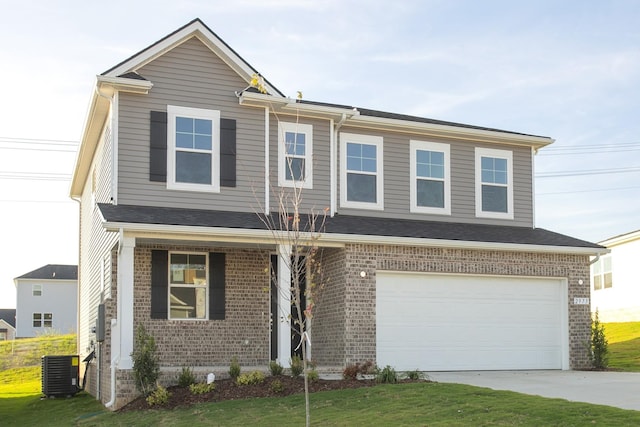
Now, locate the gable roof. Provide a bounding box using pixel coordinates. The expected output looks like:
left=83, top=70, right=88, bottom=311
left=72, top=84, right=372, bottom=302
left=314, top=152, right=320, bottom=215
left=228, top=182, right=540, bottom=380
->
left=14, top=264, right=78, bottom=281
left=102, top=18, right=283, bottom=97
left=0, top=309, right=16, bottom=328
left=97, top=204, right=604, bottom=255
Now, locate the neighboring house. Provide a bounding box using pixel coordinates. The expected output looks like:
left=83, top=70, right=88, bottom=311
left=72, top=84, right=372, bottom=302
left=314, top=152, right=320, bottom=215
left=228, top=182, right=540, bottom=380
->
left=14, top=265, right=78, bottom=337
left=0, top=309, right=16, bottom=340
left=591, top=229, right=640, bottom=322
left=70, top=19, right=605, bottom=409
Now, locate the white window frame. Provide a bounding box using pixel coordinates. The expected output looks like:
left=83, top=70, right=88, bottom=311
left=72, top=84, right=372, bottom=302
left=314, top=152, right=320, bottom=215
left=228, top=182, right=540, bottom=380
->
left=43, top=313, right=53, bottom=328
left=475, top=147, right=514, bottom=220
left=278, top=122, right=313, bottom=189
left=167, top=105, right=221, bottom=193
left=340, top=133, right=384, bottom=210
left=168, top=251, right=209, bottom=321
left=592, top=254, right=613, bottom=291
left=33, top=313, right=42, bottom=327
left=32, top=284, right=42, bottom=297
left=410, top=140, right=451, bottom=215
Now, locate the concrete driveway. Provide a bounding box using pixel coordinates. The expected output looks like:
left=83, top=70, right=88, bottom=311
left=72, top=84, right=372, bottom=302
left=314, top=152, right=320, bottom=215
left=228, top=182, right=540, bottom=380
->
left=427, top=370, right=640, bottom=411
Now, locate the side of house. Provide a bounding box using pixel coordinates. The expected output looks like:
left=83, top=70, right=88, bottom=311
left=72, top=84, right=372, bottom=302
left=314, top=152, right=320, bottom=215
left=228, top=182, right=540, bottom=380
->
left=14, top=265, right=78, bottom=338
left=0, top=308, right=16, bottom=340
left=591, top=229, right=640, bottom=322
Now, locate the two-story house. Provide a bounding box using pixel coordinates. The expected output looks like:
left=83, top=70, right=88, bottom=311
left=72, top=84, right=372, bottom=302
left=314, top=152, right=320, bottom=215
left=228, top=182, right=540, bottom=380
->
left=14, top=264, right=78, bottom=337
left=70, top=19, right=605, bottom=409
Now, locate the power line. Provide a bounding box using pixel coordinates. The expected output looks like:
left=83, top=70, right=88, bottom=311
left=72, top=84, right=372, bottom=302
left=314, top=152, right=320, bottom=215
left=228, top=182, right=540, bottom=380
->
left=536, top=166, right=640, bottom=178
left=0, top=171, right=72, bottom=181
left=0, top=136, right=79, bottom=146
left=537, top=185, right=640, bottom=196
left=0, top=146, right=77, bottom=153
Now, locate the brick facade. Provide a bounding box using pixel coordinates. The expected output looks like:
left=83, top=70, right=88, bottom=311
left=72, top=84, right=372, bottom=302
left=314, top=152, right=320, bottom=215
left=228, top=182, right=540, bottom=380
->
left=91, top=240, right=592, bottom=410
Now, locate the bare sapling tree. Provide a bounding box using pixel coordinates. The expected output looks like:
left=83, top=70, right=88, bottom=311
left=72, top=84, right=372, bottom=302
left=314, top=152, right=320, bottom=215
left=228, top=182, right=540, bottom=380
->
left=249, top=74, right=328, bottom=427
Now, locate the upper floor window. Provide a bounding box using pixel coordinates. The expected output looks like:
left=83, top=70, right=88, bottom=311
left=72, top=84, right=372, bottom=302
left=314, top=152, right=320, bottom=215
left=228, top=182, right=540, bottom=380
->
left=167, top=105, right=220, bottom=193
left=32, top=284, right=42, bottom=297
left=340, top=133, right=384, bottom=210
left=475, top=147, right=514, bottom=219
left=592, top=255, right=612, bottom=291
left=169, top=252, right=208, bottom=320
left=278, top=122, right=313, bottom=189
left=410, top=140, right=450, bottom=215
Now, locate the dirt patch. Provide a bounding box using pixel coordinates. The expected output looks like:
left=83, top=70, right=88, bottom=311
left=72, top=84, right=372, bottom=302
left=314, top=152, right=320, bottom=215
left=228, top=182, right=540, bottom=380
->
left=120, top=376, right=386, bottom=411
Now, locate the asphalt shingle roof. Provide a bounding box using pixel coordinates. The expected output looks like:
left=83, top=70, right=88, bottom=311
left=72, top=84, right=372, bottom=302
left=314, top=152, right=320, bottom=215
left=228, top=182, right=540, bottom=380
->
left=98, top=204, right=601, bottom=250
left=14, top=265, right=78, bottom=281
left=0, top=309, right=16, bottom=328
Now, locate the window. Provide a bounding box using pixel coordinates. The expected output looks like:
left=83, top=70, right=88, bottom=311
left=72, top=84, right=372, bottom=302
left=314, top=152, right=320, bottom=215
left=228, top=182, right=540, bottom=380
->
left=167, top=105, right=220, bottom=192
left=32, top=284, right=42, bottom=297
left=592, top=255, right=613, bottom=291
left=410, top=140, right=450, bottom=215
left=340, top=133, right=384, bottom=210
left=475, top=147, right=514, bottom=219
left=43, top=313, right=53, bottom=328
left=169, top=252, right=208, bottom=319
left=0, top=329, right=7, bottom=340
left=33, top=313, right=42, bottom=327
left=278, top=122, right=313, bottom=188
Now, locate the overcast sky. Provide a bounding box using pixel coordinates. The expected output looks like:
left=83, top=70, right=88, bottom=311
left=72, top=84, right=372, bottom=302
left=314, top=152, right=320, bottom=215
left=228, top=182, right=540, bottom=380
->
left=1, top=0, right=639, bottom=308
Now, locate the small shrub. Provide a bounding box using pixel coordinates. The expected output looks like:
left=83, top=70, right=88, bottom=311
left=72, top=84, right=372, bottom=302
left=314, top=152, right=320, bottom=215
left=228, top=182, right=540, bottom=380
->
left=229, top=357, right=241, bottom=380
left=178, top=366, right=196, bottom=387
left=236, top=370, right=266, bottom=385
left=307, top=369, right=319, bottom=382
left=590, top=310, right=609, bottom=369
left=343, top=363, right=359, bottom=380
left=405, top=369, right=422, bottom=380
left=376, top=365, right=398, bottom=384
left=189, top=382, right=216, bottom=395
left=269, top=360, right=284, bottom=376
left=290, top=355, right=304, bottom=377
left=360, top=360, right=375, bottom=374
left=131, top=324, right=160, bottom=396
left=146, top=384, right=170, bottom=406
left=270, top=379, right=284, bottom=393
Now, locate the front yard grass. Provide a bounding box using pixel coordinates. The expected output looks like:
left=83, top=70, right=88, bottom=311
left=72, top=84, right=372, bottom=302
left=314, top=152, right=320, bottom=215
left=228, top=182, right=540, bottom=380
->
left=604, top=321, right=640, bottom=371
left=2, top=380, right=640, bottom=426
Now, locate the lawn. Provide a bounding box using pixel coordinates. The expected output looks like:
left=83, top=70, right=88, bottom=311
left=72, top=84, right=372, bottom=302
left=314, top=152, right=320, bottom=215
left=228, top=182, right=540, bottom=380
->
left=604, top=321, right=640, bottom=371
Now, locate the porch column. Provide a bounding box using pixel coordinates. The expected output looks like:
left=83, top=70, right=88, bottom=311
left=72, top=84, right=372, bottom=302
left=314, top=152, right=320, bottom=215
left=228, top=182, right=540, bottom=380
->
left=118, top=235, right=135, bottom=369
left=277, top=244, right=291, bottom=365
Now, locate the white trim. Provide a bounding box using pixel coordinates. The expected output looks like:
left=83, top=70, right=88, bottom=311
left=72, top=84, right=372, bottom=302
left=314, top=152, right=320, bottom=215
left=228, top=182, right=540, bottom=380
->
left=103, top=20, right=281, bottom=96
left=117, top=235, right=135, bottom=369
left=340, top=133, right=384, bottom=210
left=278, top=122, right=313, bottom=189
left=277, top=245, right=292, bottom=365
left=167, top=105, right=221, bottom=193
left=330, top=119, right=336, bottom=216
left=531, top=146, right=535, bottom=227
left=111, top=92, right=119, bottom=204
left=264, top=107, right=270, bottom=215
left=168, top=251, right=209, bottom=320
left=475, top=147, right=514, bottom=220
left=410, top=140, right=451, bottom=215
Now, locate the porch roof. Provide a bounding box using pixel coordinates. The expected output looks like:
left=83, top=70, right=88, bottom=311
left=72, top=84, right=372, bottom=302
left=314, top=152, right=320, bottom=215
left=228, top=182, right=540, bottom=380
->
left=98, top=204, right=603, bottom=252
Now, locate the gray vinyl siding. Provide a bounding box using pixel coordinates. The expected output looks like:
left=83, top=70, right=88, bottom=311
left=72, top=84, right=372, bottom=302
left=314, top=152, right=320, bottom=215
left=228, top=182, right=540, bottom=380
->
left=269, top=115, right=331, bottom=212
left=116, top=37, right=265, bottom=212
left=15, top=280, right=77, bottom=337
left=79, top=122, right=119, bottom=360
left=337, top=126, right=534, bottom=227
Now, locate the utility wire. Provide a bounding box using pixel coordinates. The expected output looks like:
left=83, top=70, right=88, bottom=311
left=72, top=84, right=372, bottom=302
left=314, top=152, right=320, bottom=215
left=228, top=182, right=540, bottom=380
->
left=537, top=185, right=640, bottom=196
left=536, top=166, right=640, bottom=178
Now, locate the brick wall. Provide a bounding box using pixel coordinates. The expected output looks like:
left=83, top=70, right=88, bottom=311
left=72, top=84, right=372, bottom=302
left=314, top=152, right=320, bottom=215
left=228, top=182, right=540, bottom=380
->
left=342, top=244, right=593, bottom=369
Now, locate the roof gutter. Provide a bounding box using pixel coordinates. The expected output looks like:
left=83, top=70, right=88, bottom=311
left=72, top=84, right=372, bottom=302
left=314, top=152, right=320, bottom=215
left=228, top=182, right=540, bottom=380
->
left=102, top=221, right=607, bottom=256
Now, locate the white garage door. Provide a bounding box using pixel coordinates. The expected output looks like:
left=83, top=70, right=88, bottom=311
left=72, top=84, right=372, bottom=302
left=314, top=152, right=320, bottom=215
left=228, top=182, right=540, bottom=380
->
left=376, top=272, right=567, bottom=371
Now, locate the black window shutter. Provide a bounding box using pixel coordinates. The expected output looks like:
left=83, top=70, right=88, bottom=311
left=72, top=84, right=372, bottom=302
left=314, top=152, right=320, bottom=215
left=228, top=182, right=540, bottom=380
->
left=209, top=252, right=226, bottom=320
left=150, top=111, right=167, bottom=182
left=220, top=119, right=236, bottom=187
left=151, top=250, right=168, bottom=319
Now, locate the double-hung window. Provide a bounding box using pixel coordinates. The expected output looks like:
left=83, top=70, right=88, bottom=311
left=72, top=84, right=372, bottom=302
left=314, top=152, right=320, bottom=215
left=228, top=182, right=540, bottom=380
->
left=475, top=147, right=513, bottom=219
left=340, top=133, right=384, bottom=210
left=169, top=252, right=208, bottom=320
left=410, top=140, right=450, bottom=215
left=592, top=255, right=612, bottom=291
left=278, top=122, right=313, bottom=188
left=33, top=313, right=42, bottom=327
left=32, top=284, right=42, bottom=297
left=167, top=105, right=220, bottom=192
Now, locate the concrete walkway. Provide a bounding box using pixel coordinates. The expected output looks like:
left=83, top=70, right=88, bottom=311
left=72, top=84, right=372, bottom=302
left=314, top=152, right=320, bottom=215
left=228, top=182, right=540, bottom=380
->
left=427, top=370, right=640, bottom=411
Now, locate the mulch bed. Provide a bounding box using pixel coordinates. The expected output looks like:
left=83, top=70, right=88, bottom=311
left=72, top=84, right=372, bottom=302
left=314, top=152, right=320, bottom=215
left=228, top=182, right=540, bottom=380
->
left=120, top=376, right=383, bottom=412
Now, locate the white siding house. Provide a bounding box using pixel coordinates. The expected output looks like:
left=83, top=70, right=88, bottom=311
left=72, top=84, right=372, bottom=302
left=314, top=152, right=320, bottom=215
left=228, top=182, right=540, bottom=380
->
left=14, top=265, right=78, bottom=337
left=591, top=230, right=640, bottom=322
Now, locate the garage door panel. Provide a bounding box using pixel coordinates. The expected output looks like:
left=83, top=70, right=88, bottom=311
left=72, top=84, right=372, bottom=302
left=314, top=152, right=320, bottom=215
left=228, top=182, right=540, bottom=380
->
left=376, top=272, right=565, bottom=371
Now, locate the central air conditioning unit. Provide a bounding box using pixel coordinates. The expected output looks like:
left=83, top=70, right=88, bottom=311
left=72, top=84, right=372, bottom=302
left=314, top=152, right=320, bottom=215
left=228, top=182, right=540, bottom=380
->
left=41, top=355, right=80, bottom=397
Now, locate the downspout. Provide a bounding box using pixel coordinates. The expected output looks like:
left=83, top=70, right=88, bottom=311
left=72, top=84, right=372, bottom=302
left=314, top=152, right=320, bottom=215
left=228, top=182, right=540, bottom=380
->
left=105, top=228, right=125, bottom=408
left=331, top=112, right=355, bottom=216
left=265, top=107, right=270, bottom=215
left=531, top=146, right=536, bottom=229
